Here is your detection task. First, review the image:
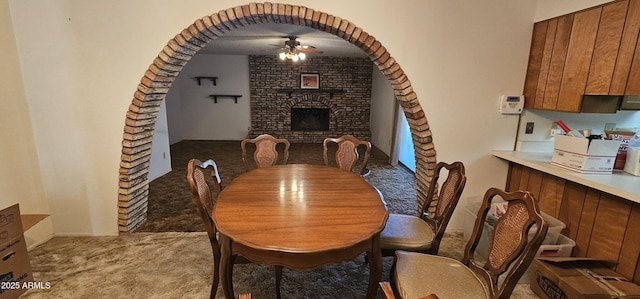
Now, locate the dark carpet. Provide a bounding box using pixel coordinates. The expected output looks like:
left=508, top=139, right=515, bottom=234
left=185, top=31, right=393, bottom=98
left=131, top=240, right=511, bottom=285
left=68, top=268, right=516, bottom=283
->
left=136, top=140, right=417, bottom=232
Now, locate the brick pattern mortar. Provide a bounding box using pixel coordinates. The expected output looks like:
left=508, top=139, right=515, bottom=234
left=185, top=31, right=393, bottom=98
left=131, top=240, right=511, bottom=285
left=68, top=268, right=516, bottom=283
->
left=249, top=55, right=372, bottom=143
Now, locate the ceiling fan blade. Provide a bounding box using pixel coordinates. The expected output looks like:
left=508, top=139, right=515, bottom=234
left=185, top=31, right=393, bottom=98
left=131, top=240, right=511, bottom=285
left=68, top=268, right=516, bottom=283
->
left=300, top=47, right=324, bottom=54
left=218, top=35, right=285, bottom=40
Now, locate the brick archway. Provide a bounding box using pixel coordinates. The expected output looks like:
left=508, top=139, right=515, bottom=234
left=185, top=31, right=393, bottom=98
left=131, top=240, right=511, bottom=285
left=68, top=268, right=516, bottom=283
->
left=118, top=3, right=436, bottom=233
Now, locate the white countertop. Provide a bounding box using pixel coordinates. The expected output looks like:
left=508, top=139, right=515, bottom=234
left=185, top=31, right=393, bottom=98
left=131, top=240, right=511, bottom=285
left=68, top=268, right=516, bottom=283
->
left=491, top=150, right=640, bottom=204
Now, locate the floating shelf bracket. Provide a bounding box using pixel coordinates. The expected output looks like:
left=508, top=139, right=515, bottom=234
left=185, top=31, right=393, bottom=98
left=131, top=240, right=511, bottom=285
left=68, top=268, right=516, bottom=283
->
left=208, top=94, right=242, bottom=104
left=194, top=76, right=218, bottom=86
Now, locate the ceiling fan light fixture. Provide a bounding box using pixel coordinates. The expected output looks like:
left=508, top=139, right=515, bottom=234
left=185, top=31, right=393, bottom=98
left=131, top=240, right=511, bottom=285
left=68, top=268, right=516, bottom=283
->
left=278, top=48, right=304, bottom=62
left=278, top=37, right=311, bottom=62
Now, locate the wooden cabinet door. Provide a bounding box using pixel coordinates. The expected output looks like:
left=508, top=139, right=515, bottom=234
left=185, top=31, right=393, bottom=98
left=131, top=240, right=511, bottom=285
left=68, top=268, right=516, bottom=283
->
left=523, top=16, right=573, bottom=110
left=534, top=19, right=558, bottom=109
left=523, top=21, right=549, bottom=109
left=543, top=15, right=573, bottom=110
left=611, top=0, right=640, bottom=94
left=557, top=7, right=601, bottom=112
left=585, top=0, right=628, bottom=95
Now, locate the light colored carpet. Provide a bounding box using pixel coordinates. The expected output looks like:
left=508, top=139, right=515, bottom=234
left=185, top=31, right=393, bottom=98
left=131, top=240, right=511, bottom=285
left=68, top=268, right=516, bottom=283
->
left=22, top=232, right=539, bottom=298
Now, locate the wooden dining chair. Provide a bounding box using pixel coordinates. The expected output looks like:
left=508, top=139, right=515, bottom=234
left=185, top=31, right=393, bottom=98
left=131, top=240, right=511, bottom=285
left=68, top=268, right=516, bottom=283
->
left=380, top=161, right=466, bottom=256
left=187, top=159, right=224, bottom=299
left=323, top=134, right=372, bottom=176
left=241, top=134, right=290, bottom=171
left=187, top=159, right=282, bottom=298
left=379, top=187, right=548, bottom=299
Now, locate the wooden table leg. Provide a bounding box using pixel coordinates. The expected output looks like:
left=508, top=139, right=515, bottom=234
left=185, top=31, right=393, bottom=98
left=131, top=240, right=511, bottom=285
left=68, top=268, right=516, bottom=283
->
left=275, top=265, right=283, bottom=299
left=219, top=234, right=234, bottom=299
left=366, top=235, right=382, bottom=299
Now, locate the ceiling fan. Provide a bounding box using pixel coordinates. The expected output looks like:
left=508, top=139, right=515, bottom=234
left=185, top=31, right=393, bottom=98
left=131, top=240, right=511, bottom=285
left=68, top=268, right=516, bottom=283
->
left=278, top=36, right=323, bottom=61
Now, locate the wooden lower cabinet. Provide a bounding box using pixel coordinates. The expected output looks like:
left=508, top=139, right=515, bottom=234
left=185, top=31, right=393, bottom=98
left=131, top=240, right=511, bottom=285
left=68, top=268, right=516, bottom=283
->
left=506, top=163, right=640, bottom=284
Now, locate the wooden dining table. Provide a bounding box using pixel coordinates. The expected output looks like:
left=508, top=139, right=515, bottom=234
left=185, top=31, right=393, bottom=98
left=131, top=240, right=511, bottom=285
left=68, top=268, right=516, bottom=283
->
left=212, top=164, right=388, bottom=299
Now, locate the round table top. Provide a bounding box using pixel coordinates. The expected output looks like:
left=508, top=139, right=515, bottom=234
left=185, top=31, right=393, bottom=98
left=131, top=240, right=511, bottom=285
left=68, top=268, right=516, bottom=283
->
left=213, top=164, right=388, bottom=253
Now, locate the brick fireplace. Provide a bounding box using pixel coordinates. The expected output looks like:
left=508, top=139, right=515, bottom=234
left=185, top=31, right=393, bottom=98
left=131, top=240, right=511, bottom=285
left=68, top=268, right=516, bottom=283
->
left=248, top=55, right=372, bottom=143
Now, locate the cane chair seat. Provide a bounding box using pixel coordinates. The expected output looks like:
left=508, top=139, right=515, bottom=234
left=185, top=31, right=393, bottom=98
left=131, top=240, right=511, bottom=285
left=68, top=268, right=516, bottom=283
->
left=394, top=252, right=488, bottom=299
left=380, top=214, right=435, bottom=252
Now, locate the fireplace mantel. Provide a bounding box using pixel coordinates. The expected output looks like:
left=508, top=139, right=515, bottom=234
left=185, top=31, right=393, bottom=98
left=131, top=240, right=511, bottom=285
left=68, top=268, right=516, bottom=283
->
left=277, top=88, right=345, bottom=99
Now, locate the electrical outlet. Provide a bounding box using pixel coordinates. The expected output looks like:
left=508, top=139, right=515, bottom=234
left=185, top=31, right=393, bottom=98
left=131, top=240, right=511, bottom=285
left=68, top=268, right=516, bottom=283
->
left=525, top=122, right=534, bottom=134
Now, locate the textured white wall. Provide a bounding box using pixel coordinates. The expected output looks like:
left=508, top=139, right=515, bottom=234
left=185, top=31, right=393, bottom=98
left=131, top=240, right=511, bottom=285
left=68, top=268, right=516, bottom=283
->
left=166, top=54, right=251, bottom=141
left=369, top=65, right=395, bottom=156
left=1, top=0, right=52, bottom=246
left=148, top=101, right=172, bottom=181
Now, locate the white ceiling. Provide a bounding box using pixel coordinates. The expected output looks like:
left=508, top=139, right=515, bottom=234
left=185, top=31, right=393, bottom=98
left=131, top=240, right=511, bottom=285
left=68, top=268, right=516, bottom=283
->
left=199, top=23, right=367, bottom=58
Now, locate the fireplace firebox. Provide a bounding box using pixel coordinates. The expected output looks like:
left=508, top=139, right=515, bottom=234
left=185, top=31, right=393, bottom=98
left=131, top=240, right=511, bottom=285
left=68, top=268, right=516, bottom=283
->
left=291, top=108, right=330, bottom=131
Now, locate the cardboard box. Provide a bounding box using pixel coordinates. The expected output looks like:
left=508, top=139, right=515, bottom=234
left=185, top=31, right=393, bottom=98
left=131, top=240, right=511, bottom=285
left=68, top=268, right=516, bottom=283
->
left=531, top=257, right=640, bottom=299
left=0, top=205, right=24, bottom=245
left=519, top=234, right=575, bottom=284
left=606, top=130, right=636, bottom=170
left=0, top=204, right=33, bottom=299
left=625, top=147, right=640, bottom=176
left=552, top=135, right=620, bottom=174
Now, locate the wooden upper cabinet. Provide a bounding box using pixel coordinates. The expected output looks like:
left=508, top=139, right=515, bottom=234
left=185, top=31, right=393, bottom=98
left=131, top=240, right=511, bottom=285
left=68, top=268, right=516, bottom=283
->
left=585, top=1, right=628, bottom=95
left=556, top=7, right=601, bottom=112
left=523, top=0, right=640, bottom=112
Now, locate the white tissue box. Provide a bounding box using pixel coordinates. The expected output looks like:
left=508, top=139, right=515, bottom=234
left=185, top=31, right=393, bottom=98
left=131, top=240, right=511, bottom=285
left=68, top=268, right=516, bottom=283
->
left=624, top=147, right=640, bottom=176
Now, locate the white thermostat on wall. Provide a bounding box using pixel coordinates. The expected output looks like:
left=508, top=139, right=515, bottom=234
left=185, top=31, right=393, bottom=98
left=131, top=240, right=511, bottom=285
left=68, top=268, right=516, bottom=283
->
left=499, top=95, right=525, bottom=114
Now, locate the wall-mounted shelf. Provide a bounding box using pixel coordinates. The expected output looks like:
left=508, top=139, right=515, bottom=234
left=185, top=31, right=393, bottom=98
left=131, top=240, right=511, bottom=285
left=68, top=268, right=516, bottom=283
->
left=208, top=94, right=242, bottom=104
left=277, top=89, right=345, bottom=99
left=194, top=76, right=218, bottom=86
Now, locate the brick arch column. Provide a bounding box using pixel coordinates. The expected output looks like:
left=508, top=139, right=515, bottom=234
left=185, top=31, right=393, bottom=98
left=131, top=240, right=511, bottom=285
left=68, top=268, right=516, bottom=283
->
left=118, top=2, right=436, bottom=233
